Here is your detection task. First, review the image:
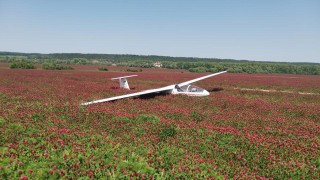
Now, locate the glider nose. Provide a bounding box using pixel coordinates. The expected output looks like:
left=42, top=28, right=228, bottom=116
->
left=203, top=90, right=210, bottom=96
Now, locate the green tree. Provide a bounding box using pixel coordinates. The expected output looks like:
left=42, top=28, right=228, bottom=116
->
left=10, top=60, right=35, bottom=69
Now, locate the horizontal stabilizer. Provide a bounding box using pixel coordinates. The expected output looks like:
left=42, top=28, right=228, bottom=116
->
left=111, top=75, right=137, bottom=80
left=111, top=75, right=137, bottom=90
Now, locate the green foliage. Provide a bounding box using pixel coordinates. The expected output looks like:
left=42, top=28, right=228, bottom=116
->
left=118, top=153, right=155, bottom=174
left=190, top=110, right=205, bottom=123
left=98, top=67, right=108, bottom=71
left=136, top=114, right=160, bottom=125
left=111, top=116, right=131, bottom=124
left=10, top=60, right=35, bottom=69
left=1, top=52, right=320, bottom=74
left=0, top=117, right=4, bottom=128
left=158, top=125, right=177, bottom=140
left=126, top=68, right=142, bottom=72
left=189, top=67, right=208, bottom=73
left=314, top=156, right=320, bottom=168
left=42, top=62, right=73, bottom=70
left=70, top=58, right=89, bottom=65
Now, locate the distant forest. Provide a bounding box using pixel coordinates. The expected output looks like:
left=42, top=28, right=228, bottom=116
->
left=0, top=51, right=319, bottom=75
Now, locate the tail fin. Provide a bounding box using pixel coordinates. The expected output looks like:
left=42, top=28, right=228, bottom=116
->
left=111, top=75, right=137, bottom=90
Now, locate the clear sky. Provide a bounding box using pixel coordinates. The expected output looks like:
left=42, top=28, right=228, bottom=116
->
left=0, top=0, right=319, bottom=63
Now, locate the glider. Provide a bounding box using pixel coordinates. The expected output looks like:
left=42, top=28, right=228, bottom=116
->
left=81, top=70, right=227, bottom=105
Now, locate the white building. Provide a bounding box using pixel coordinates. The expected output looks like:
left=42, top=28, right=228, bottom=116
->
left=153, top=61, right=162, bottom=68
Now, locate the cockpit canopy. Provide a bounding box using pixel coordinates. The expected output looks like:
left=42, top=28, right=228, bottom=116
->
left=175, top=85, right=205, bottom=93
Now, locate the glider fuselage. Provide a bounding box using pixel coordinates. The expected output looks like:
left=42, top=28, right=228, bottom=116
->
left=171, top=84, right=210, bottom=96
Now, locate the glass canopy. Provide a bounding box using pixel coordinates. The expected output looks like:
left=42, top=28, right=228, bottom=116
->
left=175, top=85, right=204, bottom=92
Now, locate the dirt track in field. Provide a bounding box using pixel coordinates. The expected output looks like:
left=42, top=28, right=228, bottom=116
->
left=232, top=88, right=319, bottom=95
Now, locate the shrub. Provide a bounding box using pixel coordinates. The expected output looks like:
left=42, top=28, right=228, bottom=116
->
left=188, top=67, right=208, bottom=73
left=98, top=67, right=108, bottom=71
left=10, top=61, right=35, bottom=69
left=42, top=63, right=73, bottom=70
left=126, top=69, right=142, bottom=72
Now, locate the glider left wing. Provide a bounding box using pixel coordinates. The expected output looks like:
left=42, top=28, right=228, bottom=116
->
left=81, top=85, right=174, bottom=106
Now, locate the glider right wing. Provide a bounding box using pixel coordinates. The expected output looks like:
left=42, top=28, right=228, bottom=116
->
left=178, top=71, right=227, bottom=87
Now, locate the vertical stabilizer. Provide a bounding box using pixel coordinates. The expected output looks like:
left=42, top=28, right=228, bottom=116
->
left=119, top=78, right=130, bottom=89
left=111, top=75, right=137, bottom=90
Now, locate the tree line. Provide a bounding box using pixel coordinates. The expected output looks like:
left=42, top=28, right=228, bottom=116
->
left=1, top=51, right=319, bottom=75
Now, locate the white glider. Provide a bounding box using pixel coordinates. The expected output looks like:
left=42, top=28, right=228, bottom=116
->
left=81, top=71, right=227, bottom=105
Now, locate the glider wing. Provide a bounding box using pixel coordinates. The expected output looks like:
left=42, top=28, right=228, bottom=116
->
left=81, top=85, right=174, bottom=106
left=178, top=71, right=227, bottom=87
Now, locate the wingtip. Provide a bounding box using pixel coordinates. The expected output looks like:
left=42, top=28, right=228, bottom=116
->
left=80, top=102, right=90, bottom=106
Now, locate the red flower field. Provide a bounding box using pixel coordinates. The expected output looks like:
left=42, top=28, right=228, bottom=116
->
left=0, top=64, right=319, bottom=179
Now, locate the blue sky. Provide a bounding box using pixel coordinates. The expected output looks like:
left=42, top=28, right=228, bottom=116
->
left=0, top=0, right=319, bottom=63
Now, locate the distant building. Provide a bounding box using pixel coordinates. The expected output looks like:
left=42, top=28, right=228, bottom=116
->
left=92, top=60, right=100, bottom=64
left=153, top=61, right=162, bottom=68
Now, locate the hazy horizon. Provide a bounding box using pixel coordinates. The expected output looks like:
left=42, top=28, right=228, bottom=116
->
left=1, top=50, right=320, bottom=64
left=1, top=0, right=319, bottom=63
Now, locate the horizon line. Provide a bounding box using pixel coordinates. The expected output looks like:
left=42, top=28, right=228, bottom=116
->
left=0, top=50, right=318, bottom=64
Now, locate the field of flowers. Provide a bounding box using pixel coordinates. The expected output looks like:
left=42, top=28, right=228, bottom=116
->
left=0, top=64, right=319, bottom=179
